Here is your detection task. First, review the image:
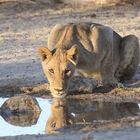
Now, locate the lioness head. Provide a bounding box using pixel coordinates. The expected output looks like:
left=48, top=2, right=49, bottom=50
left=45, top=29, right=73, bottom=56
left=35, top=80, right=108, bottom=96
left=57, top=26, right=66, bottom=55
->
left=39, top=45, right=78, bottom=98
left=45, top=98, right=72, bottom=134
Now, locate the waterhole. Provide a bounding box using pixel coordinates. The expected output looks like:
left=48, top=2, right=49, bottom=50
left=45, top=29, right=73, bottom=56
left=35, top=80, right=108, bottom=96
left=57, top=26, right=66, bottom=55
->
left=0, top=97, right=140, bottom=136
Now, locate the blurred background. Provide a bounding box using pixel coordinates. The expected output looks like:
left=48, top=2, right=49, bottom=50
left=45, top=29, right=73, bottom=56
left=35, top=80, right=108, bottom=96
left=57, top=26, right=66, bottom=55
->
left=0, top=0, right=140, bottom=14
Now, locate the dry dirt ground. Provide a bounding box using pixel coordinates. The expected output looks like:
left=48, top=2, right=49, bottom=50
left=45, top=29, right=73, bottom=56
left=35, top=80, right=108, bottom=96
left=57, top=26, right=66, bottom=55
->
left=0, top=1, right=140, bottom=139
left=2, top=127, right=140, bottom=140
left=0, top=1, right=140, bottom=101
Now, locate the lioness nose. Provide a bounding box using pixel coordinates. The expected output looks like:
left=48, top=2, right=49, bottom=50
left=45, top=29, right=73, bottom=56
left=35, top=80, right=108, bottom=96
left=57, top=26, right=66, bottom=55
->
left=54, top=88, right=63, bottom=92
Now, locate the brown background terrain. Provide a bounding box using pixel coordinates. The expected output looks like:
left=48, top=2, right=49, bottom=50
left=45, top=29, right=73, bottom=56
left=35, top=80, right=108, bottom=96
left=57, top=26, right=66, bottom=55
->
left=0, top=0, right=140, bottom=139
left=0, top=0, right=140, bottom=98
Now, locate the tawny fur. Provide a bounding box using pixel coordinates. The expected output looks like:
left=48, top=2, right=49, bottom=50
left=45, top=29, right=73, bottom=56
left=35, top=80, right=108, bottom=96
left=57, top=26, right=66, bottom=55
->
left=39, top=23, right=139, bottom=97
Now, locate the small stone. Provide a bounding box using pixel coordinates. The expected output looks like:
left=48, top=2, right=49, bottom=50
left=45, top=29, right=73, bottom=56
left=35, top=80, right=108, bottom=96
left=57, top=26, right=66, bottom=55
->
left=0, top=95, right=41, bottom=126
left=0, top=95, right=41, bottom=112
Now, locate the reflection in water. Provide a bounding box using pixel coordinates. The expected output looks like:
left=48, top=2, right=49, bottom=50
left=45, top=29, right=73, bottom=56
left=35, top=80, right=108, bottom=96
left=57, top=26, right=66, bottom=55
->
left=0, top=98, right=51, bottom=136
left=45, top=99, right=73, bottom=134
left=1, top=111, right=40, bottom=127
left=0, top=97, right=140, bottom=136
left=45, top=99, right=140, bottom=134
left=0, top=96, right=41, bottom=127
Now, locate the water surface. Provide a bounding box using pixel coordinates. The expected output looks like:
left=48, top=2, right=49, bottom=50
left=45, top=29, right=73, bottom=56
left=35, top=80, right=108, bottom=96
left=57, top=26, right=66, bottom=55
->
left=0, top=97, right=140, bottom=136
left=0, top=98, right=51, bottom=136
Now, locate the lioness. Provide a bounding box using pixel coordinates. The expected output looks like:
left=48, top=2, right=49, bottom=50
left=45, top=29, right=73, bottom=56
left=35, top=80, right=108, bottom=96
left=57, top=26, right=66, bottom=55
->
left=39, top=23, right=139, bottom=98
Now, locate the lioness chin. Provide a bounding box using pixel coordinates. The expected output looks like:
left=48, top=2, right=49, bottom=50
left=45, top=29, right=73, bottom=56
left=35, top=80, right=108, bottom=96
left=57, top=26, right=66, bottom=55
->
left=39, top=22, right=139, bottom=98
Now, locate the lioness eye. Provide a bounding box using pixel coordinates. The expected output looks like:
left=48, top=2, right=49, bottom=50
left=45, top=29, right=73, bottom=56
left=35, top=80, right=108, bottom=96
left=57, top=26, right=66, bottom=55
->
left=49, top=69, right=54, bottom=74
left=65, top=69, right=71, bottom=76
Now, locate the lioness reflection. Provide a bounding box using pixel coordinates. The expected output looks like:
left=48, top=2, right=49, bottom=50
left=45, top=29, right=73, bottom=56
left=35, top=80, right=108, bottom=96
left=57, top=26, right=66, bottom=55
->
left=45, top=98, right=73, bottom=134
left=46, top=99, right=139, bottom=134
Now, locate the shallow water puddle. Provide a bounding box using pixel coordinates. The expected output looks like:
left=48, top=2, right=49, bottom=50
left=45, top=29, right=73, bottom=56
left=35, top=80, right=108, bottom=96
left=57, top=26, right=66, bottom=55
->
left=0, top=98, right=51, bottom=136
left=0, top=98, right=140, bottom=136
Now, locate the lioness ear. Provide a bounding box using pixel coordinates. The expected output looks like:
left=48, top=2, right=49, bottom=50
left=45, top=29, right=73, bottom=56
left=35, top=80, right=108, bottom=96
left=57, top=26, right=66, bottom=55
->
left=66, top=45, right=78, bottom=65
left=38, top=47, right=52, bottom=61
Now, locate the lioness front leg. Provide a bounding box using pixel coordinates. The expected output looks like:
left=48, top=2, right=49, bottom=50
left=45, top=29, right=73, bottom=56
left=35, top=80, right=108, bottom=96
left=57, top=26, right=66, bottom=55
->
left=100, top=53, right=123, bottom=88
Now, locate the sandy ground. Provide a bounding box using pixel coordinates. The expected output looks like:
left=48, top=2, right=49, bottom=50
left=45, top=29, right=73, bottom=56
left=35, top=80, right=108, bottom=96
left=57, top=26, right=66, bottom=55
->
left=0, top=2, right=140, bottom=87
left=0, top=2, right=140, bottom=99
left=0, top=1, right=140, bottom=139
left=1, top=127, right=140, bottom=140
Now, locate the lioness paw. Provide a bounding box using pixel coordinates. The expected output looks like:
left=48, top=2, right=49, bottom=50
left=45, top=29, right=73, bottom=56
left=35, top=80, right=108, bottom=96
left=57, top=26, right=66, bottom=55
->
left=104, top=81, right=124, bottom=88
